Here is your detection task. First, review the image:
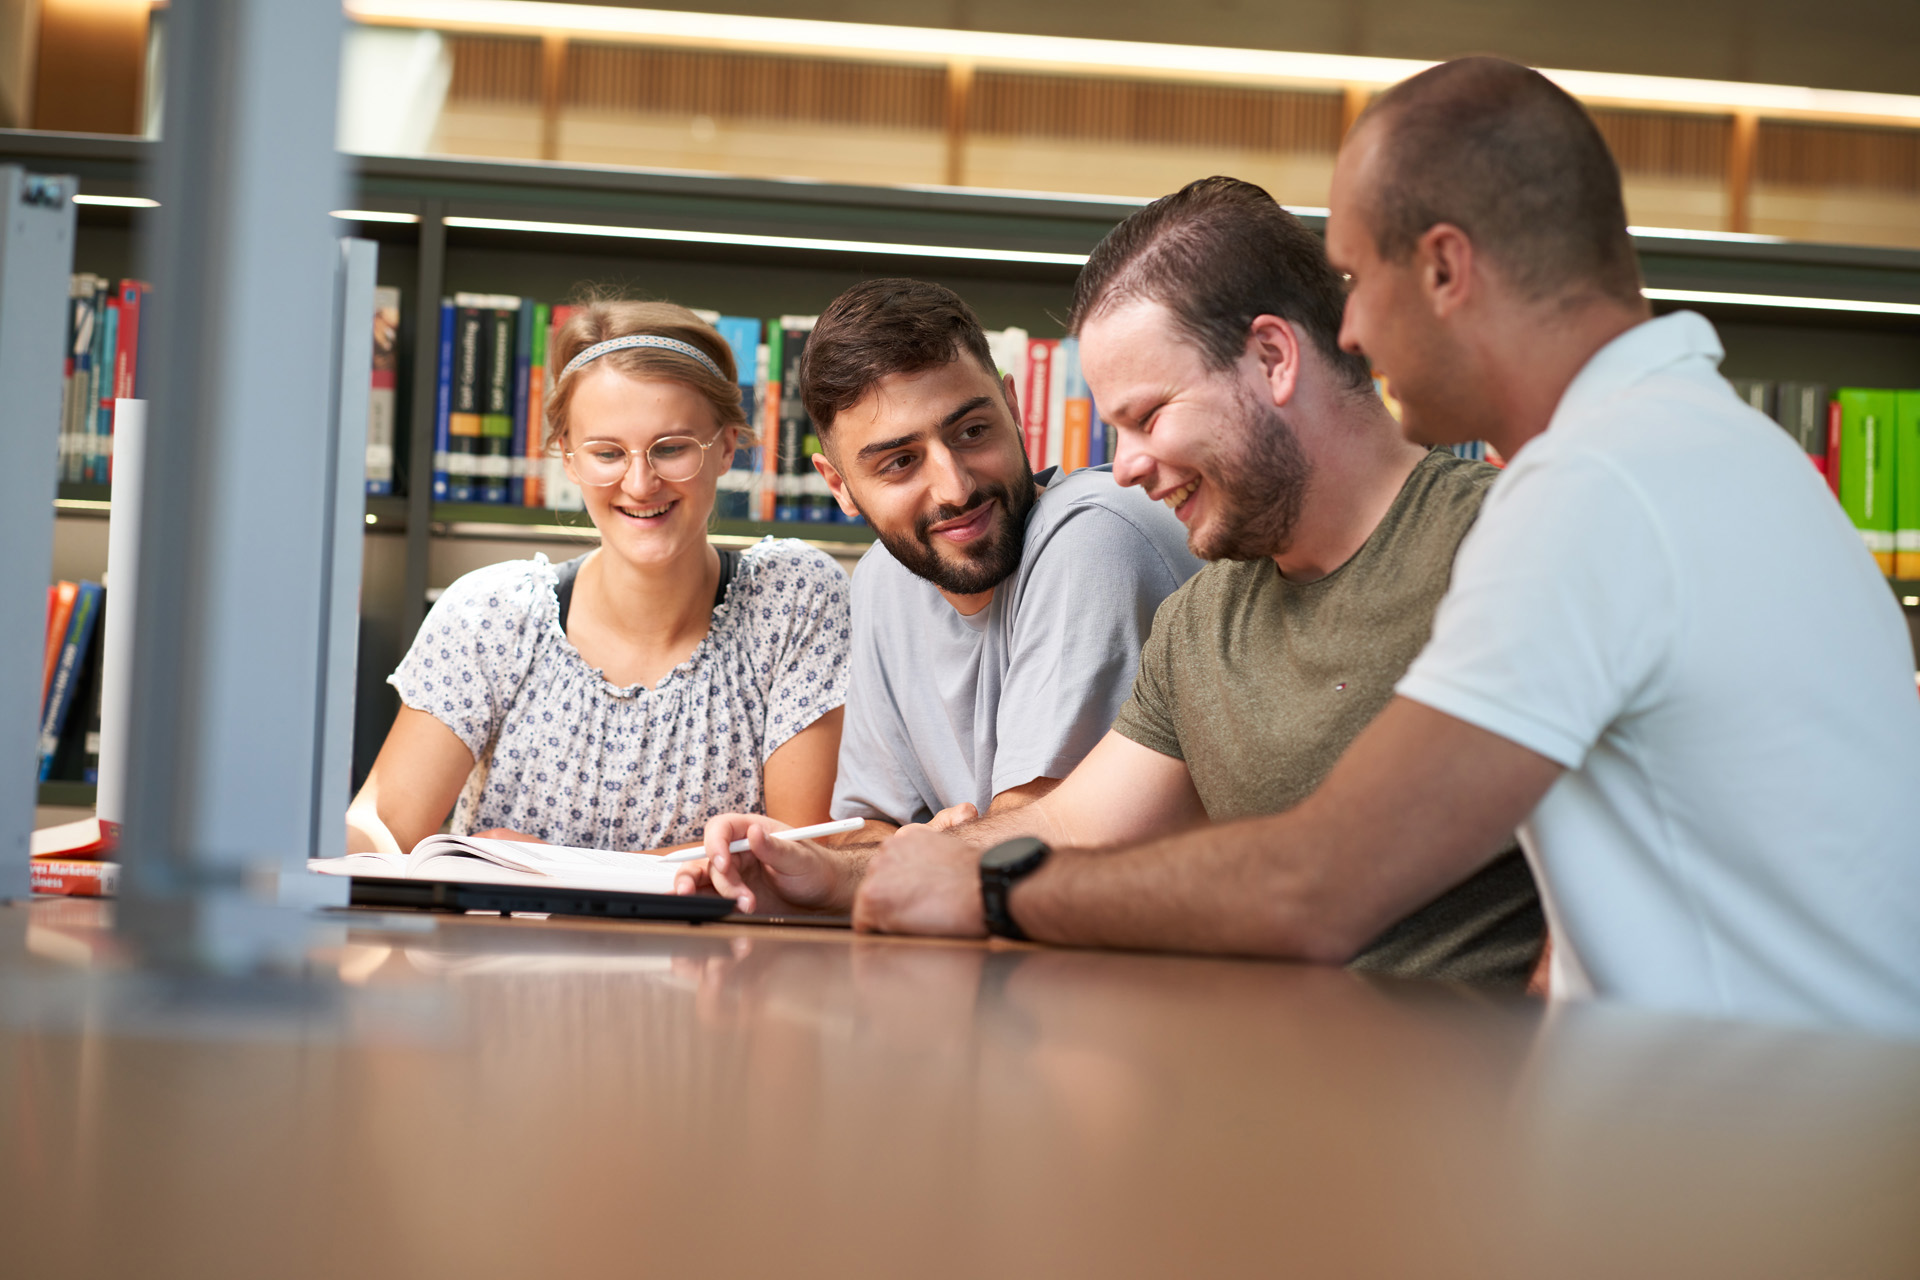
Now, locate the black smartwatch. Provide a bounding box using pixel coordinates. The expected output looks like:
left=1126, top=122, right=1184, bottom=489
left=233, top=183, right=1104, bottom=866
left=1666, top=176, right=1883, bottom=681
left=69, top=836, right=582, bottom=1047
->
left=980, top=836, right=1050, bottom=941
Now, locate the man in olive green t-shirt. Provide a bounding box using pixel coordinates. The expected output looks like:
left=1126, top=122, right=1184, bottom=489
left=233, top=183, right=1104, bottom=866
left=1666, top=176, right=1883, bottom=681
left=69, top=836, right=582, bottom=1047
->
left=1107, top=448, right=1542, bottom=981
left=696, top=178, right=1544, bottom=987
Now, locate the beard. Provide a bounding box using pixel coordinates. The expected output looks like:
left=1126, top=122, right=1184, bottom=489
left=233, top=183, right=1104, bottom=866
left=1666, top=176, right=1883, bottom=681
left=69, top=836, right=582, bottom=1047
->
left=1190, top=387, right=1314, bottom=562
left=870, top=467, right=1038, bottom=596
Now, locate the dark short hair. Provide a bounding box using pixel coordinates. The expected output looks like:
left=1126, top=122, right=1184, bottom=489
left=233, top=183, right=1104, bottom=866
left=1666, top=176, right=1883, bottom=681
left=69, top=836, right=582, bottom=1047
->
left=1068, top=176, right=1373, bottom=393
left=800, top=279, right=1002, bottom=439
left=1354, top=57, right=1643, bottom=306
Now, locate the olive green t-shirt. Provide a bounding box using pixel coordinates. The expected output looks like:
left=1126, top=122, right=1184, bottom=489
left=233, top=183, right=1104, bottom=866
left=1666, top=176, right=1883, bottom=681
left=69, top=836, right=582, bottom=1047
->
left=1113, top=450, right=1545, bottom=987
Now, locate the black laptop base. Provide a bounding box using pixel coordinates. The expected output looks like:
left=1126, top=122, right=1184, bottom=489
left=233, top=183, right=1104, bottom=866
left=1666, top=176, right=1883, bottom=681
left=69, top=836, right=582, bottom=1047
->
left=348, top=876, right=738, bottom=923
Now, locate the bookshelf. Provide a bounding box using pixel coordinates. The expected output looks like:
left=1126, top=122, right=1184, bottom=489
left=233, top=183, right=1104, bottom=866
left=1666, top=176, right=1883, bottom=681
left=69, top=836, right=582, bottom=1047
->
left=10, top=128, right=1920, bottom=782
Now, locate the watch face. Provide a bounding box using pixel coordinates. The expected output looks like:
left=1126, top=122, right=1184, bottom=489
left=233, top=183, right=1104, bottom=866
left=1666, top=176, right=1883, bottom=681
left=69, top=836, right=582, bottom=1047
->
left=981, top=836, right=1048, bottom=875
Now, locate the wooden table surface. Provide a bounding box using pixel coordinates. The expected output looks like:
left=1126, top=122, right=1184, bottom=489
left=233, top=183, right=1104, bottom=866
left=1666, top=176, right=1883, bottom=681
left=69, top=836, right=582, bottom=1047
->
left=1, top=898, right=1916, bottom=1279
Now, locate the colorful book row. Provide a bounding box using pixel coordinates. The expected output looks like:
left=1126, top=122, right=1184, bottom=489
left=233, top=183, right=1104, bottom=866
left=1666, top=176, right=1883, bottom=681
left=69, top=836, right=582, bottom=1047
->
left=59, top=275, right=149, bottom=485
left=1733, top=380, right=1920, bottom=579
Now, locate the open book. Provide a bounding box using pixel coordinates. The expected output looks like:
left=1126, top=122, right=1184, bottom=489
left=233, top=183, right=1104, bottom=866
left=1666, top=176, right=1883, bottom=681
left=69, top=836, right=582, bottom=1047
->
left=309, top=834, right=682, bottom=896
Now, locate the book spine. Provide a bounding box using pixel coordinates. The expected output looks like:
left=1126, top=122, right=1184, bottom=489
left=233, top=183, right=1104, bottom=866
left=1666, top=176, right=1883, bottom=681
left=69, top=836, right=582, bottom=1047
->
left=714, top=316, right=761, bottom=522
left=59, top=278, right=80, bottom=483
left=51, top=587, right=106, bottom=784
left=43, top=580, right=78, bottom=712
left=1087, top=398, right=1106, bottom=469
left=1060, top=337, right=1090, bottom=474
left=758, top=327, right=781, bottom=522
left=67, top=278, right=99, bottom=484
left=38, top=581, right=103, bottom=780
left=544, top=305, right=585, bottom=511
left=1022, top=337, right=1051, bottom=470
left=1045, top=338, right=1066, bottom=474
left=433, top=299, right=454, bottom=502
left=777, top=320, right=812, bottom=523
left=114, top=280, right=147, bottom=400
left=1836, top=388, right=1896, bottom=575
left=1729, top=378, right=1776, bottom=422
left=448, top=304, right=484, bottom=502
left=479, top=305, right=516, bottom=504
left=1826, top=399, right=1843, bottom=498
left=366, top=285, right=400, bottom=496
left=509, top=298, right=533, bottom=506
left=525, top=302, right=550, bottom=507
left=89, top=297, right=118, bottom=483
left=1896, top=391, right=1920, bottom=580
left=29, top=859, right=119, bottom=898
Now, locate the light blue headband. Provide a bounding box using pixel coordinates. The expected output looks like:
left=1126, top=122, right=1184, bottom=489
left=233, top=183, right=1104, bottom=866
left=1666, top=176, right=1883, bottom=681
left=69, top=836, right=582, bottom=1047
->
left=561, top=334, right=726, bottom=382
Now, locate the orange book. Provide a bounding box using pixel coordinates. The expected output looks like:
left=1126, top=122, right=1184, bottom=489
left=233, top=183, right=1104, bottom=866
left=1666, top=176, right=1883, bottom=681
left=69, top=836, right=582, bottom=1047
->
left=42, top=580, right=78, bottom=710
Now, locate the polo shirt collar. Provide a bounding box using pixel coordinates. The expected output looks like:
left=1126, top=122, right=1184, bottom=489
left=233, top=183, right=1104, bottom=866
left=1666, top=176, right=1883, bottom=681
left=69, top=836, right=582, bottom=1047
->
left=1552, top=310, right=1724, bottom=428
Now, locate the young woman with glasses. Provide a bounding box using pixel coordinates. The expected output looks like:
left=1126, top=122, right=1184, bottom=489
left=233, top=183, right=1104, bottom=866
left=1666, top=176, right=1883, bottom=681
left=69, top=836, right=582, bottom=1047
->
left=346, top=301, right=851, bottom=857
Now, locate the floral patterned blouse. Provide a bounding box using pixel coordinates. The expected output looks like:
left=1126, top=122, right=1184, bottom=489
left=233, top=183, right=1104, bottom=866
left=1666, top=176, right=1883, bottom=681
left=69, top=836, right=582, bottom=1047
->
left=391, top=539, right=851, bottom=850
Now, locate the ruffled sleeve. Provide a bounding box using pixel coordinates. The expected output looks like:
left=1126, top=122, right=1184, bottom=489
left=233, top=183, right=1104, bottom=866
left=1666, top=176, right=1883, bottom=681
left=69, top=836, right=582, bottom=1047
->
left=388, top=558, right=551, bottom=759
left=737, top=540, right=852, bottom=759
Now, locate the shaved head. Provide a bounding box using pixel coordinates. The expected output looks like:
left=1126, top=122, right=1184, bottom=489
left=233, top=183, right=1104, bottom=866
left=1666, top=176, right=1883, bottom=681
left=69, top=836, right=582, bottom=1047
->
left=1351, top=57, right=1642, bottom=307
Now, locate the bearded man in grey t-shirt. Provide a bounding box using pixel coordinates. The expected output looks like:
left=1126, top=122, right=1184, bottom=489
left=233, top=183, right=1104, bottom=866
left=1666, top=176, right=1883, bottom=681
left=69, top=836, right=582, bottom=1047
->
left=740, top=279, right=1201, bottom=836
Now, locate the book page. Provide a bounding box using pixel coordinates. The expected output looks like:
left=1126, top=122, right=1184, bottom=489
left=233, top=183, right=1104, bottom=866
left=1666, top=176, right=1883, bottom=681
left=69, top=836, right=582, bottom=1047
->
left=406, top=835, right=671, bottom=877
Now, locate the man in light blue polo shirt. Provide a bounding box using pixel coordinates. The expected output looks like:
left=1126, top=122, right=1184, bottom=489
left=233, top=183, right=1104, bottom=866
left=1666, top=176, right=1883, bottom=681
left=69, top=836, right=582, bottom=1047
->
left=855, top=58, right=1920, bottom=1037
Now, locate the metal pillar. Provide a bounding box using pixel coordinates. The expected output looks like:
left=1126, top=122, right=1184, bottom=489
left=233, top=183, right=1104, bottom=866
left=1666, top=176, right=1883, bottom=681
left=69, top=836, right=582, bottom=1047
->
left=0, top=168, right=76, bottom=900
left=118, top=0, right=355, bottom=967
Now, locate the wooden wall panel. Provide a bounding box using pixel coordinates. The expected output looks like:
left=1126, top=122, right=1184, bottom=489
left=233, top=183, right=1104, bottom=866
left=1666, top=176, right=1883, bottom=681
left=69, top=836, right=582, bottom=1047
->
left=970, top=71, right=1344, bottom=153
left=446, top=34, right=541, bottom=105
left=1589, top=108, right=1731, bottom=180
left=1758, top=120, right=1920, bottom=193
left=564, top=44, right=945, bottom=129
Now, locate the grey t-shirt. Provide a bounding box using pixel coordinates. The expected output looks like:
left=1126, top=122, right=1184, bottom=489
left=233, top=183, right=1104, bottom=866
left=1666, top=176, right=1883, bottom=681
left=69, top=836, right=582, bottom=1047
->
left=832, top=466, right=1203, bottom=826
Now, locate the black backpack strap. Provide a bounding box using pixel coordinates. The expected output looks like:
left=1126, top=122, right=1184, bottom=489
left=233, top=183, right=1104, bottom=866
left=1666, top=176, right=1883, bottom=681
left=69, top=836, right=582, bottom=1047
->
left=557, top=548, right=737, bottom=633
left=552, top=553, right=589, bottom=632
left=714, top=547, right=739, bottom=607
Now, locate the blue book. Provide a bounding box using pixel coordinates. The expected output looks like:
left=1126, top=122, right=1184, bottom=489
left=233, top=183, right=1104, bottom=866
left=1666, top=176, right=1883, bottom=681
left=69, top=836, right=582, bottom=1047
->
left=1087, top=399, right=1106, bottom=468
left=88, top=300, right=116, bottom=483
left=713, top=316, right=761, bottom=521
left=433, top=299, right=454, bottom=502
left=37, top=581, right=103, bottom=781
left=508, top=298, right=532, bottom=506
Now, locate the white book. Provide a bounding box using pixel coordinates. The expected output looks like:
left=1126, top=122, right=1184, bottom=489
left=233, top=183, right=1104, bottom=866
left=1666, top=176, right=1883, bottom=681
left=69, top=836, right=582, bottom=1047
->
left=309, top=834, right=681, bottom=895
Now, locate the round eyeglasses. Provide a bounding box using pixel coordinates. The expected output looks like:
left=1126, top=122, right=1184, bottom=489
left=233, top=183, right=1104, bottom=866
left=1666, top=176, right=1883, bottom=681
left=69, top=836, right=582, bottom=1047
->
left=564, top=433, right=723, bottom=486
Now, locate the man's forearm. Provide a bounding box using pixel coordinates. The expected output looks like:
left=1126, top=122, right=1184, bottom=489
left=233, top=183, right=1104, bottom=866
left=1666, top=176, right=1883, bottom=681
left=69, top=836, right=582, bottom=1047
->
left=950, top=795, right=1067, bottom=850
left=1005, top=810, right=1357, bottom=959
left=1003, top=700, right=1557, bottom=959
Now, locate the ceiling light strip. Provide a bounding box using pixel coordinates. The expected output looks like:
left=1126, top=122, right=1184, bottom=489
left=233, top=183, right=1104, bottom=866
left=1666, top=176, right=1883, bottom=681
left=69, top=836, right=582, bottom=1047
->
left=344, top=0, right=1920, bottom=123
left=443, top=215, right=1091, bottom=264
left=1643, top=287, right=1920, bottom=317
left=73, top=194, right=159, bottom=208
left=331, top=209, right=423, bottom=223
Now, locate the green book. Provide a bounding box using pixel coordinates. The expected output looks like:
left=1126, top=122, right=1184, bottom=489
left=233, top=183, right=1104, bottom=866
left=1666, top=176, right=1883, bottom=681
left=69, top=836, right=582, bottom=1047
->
left=1896, top=390, right=1920, bottom=580
left=1836, top=388, right=1898, bottom=576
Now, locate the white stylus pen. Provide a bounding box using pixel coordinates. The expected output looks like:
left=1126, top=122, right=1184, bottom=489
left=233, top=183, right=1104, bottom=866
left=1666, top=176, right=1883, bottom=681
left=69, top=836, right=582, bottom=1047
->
left=655, top=816, right=866, bottom=864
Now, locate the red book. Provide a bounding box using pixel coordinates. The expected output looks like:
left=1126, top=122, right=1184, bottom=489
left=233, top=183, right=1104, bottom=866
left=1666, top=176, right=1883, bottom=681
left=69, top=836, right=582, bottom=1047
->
left=29, top=858, right=119, bottom=898
left=1826, top=400, right=1843, bottom=498
left=113, top=280, right=149, bottom=400
left=1023, top=338, right=1054, bottom=470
